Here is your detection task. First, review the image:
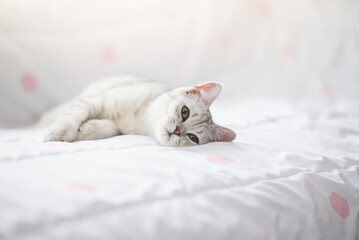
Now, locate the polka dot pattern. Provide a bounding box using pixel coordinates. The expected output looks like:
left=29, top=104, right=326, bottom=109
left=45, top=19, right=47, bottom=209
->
left=103, top=45, right=116, bottom=63
left=69, top=183, right=97, bottom=193
left=321, top=87, right=332, bottom=98
left=164, top=8, right=176, bottom=20
left=207, top=155, right=234, bottom=165
left=218, top=32, right=233, bottom=49
left=45, top=142, right=71, bottom=147
left=330, top=192, right=350, bottom=218
left=21, top=72, right=37, bottom=92
left=264, top=118, right=278, bottom=123
left=256, top=2, right=271, bottom=17
left=280, top=45, right=295, bottom=58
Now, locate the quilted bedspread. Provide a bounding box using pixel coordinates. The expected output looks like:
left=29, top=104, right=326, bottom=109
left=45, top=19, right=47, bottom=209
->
left=0, top=98, right=359, bottom=240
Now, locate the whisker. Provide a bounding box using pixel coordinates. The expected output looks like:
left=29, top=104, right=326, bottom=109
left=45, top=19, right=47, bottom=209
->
left=166, top=113, right=175, bottom=126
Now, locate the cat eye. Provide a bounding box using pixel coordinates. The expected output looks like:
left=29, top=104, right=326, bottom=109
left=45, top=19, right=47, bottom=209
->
left=187, top=133, right=199, bottom=144
left=181, top=106, right=190, bottom=121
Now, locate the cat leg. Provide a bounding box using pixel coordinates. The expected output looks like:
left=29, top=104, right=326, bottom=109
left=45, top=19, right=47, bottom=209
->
left=76, top=119, right=119, bottom=141
left=43, top=96, right=104, bottom=142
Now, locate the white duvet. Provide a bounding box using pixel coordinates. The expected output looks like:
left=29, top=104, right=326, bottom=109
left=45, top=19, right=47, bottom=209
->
left=0, top=98, right=359, bottom=240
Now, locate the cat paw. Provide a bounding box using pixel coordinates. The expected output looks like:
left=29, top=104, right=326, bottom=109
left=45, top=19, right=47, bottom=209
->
left=75, top=121, right=98, bottom=141
left=43, top=122, right=78, bottom=142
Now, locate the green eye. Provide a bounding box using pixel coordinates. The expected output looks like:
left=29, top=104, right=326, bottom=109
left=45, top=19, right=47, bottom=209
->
left=187, top=133, right=199, bottom=144
left=181, top=106, right=190, bottom=121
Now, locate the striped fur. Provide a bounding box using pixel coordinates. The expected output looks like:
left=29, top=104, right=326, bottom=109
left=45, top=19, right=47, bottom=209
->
left=39, top=75, right=235, bottom=147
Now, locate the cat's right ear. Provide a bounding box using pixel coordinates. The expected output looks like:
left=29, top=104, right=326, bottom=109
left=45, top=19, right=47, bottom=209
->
left=213, top=125, right=236, bottom=142
left=186, top=83, right=222, bottom=106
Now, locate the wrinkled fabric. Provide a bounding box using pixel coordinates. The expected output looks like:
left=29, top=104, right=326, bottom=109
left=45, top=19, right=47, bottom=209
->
left=0, top=99, right=358, bottom=240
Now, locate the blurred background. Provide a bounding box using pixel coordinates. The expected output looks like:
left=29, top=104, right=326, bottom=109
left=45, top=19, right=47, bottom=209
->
left=0, top=0, right=358, bottom=127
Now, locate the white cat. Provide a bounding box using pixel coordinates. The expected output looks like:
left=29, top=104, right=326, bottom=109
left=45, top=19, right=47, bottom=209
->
left=38, top=75, right=236, bottom=147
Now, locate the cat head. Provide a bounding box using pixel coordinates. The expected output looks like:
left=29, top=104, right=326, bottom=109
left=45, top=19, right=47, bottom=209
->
left=153, top=83, right=236, bottom=147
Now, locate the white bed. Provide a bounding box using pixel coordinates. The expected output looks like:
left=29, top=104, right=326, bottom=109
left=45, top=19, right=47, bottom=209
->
left=1, top=98, right=358, bottom=240
left=1, top=0, right=359, bottom=239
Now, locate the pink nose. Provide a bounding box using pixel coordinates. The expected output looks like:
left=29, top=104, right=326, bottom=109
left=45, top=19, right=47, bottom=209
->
left=173, top=127, right=181, bottom=136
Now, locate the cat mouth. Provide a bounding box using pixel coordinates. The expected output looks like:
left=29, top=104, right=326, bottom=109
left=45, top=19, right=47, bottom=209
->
left=164, top=126, right=173, bottom=137
left=161, top=126, right=177, bottom=145
left=162, top=128, right=172, bottom=141
left=164, top=128, right=177, bottom=144
left=166, top=129, right=177, bottom=138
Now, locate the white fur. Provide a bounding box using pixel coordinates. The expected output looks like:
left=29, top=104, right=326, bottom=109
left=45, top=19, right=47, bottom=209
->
left=39, top=75, right=235, bottom=147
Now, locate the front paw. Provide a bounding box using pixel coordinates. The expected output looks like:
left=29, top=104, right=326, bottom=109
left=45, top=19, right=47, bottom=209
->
left=75, top=121, right=98, bottom=141
left=43, top=121, right=78, bottom=142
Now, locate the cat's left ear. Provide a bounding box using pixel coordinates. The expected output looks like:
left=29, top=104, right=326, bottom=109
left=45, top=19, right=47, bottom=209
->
left=187, top=83, right=222, bottom=106
left=213, top=125, right=236, bottom=142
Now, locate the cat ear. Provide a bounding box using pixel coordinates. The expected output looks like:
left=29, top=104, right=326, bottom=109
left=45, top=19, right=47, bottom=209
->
left=213, top=125, right=236, bottom=142
left=187, top=83, right=222, bottom=105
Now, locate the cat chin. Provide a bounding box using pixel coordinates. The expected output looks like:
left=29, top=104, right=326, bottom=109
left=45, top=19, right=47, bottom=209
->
left=154, top=128, right=172, bottom=146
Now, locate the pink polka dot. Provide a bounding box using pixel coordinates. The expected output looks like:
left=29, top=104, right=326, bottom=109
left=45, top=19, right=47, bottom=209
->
left=103, top=45, right=116, bottom=63
left=264, top=118, right=278, bottom=123
left=207, top=155, right=234, bottom=165
left=256, top=2, right=271, bottom=17
left=286, top=99, right=295, bottom=105
left=69, top=183, right=96, bottom=193
left=163, top=8, right=176, bottom=20
left=218, top=32, right=233, bottom=49
left=321, top=87, right=332, bottom=98
left=45, top=142, right=71, bottom=147
left=21, top=72, right=37, bottom=92
left=330, top=192, right=350, bottom=218
left=280, top=44, right=295, bottom=58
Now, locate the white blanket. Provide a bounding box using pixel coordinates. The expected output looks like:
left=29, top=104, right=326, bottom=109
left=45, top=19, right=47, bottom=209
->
left=0, top=98, right=358, bottom=240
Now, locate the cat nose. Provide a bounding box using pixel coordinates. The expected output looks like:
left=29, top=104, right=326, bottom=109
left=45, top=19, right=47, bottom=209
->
left=173, top=126, right=181, bottom=136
